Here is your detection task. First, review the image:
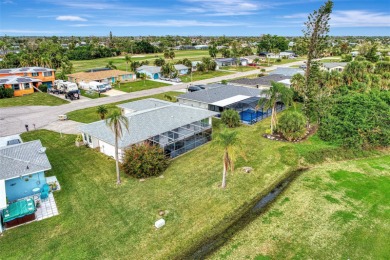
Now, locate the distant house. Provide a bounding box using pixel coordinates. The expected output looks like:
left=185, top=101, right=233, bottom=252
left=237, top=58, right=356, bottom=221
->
left=288, top=41, right=295, bottom=48
left=194, top=45, right=209, bottom=50
left=0, top=139, right=52, bottom=231
left=174, top=64, right=189, bottom=75
left=321, top=62, right=348, bottom=72
left=68, top=69, right=136, bottom=84
left=136, top=65, right=161, bottom=79
left=241, top=55, right=264, bottom=64
left=351, top=51, right=359, bottom=57
left=79, top=98, right=217, bottom=159
left=230, top=74, right=292, bottom=89
left=215, top=58, right=247, bottom=67
left=269, top=68, right=304, bottom=77
left=191, top=61, right=201, bottom=71
left=0, top=67, right=56, bottom=92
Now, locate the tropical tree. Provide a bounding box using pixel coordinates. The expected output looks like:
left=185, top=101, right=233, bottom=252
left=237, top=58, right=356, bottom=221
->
left=96, top=105, right=108, bottom=119
left=221, top=109, right=241, bottom=128
left=106, top=60, right=117, bottom=69
left=154, top=57, right=165, bottom=66
left=139, top=73, right=147, bottom=86
left=161, top=63, right=177, bottom=78
left=163, top=49, right=170, bottom=59
left=169, top=50, right=175, bottom=60
left=209, top=44, right=218, bottom=58
left=212, top=128, right=241, bottom=189
left=105, top=111, right=129, bottom=185
left=124, top=54, right=132, bottom=72
left=278, top=110, right=307, bottom=141
left=258, top=82, right=293, bottom=134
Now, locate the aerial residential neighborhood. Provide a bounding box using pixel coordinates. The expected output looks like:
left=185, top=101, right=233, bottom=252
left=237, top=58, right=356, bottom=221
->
left=0, top=0, right=389, bottom=259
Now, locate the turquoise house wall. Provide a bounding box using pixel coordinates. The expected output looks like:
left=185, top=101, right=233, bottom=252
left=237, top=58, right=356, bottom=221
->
left=5, top=172, right=46, bottom=202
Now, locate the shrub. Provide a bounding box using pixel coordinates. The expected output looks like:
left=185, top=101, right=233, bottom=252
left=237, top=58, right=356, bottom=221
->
left=261, top=69, right=266, bottom=72
left=122, top=143, right=169, bottom=178
left=278, top=110, right=307, bottom=141
left=221, top=80, right=228, bottom=85
left=0, top=88, right=14, bottom=99
left=38, top=84, right=48, bottom=92
left=276, top=58, right=282, bottom=62
left=221, top=109, right=241, bottom=128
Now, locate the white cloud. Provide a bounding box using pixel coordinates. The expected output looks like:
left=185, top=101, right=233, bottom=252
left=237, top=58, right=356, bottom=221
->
left=181, top=0, right=267, bottom=16
left=283, top=10, right=390, bottom=27
left=0, top=29, right=60, bottom=34
left=56, top=15, right=87, bottom=22
left=70, top=19, right=246, bottom=27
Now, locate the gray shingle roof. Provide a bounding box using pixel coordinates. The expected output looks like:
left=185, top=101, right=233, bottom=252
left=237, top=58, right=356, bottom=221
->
left=322, top=62, right=348, bottom=69
left=174, top=64, right=189, bottom=70
left=0, top=67, right=55, bottom=74
left=0, top=140, right=52, bottom=180
left=0, top=76, right=42, bottom=84
left=79, top=101, right=218, bottom=148
left=229, top=74, right=291, bottom=87
left=136, top=65, right=161, bottom=74
left=269, top=68, right=304, bottom=76
left=178, top=84, right=261, bottom=104
left=117, top=98, right=171, bottom=112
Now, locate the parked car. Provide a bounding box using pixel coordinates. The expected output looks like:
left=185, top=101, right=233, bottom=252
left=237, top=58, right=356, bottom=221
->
left=171, top=78, right=182, bottom=83
left=188, top=86, right=202, bottom=92
left=299, top=64, right=307, bottom=69
left=65, top=90, right=80, bottom=100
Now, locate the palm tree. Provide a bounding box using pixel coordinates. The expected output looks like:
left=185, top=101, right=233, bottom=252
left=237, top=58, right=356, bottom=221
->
left=139, top=73, right=147, bottom=86
left=96, top=105, right=108, bottom=119
left=212, top=128, right=240, bottom=189
left=106, top=60, right=117, bottom=69
left=291, top=73, right=306, bottom=97
left=105, top=111, right=129, bottom=185
left=124, top=54, right=131, bottom=72
left=258, top=82, right=293, bottom=134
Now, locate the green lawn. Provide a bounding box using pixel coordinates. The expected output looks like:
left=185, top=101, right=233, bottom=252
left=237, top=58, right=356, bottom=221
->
left=221, top=66, right=258, bottom=72
left=211, top=155, right=390, bottom=259
left=0, top=92, right=69, bottom=107
left=117, top=80, right=170, bottom=93
left=66, top=91, right=182, bottom=123
left=71, top=50, right=211, bottom=72
left=180, top=70, right=232, bottom=83
left=0, top=109, right=386, bottom=259
left=80, top=89, right=107, bottom=99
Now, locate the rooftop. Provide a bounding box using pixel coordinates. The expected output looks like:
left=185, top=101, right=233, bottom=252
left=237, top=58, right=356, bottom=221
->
left=229, top=74, right=291, bottom=87
left=136, top=65, right=161, bottom=74
left=0, top=76, right=42, bottom=85
left=0, top=67, right=55, bottom=74
left=117, top=98, right=171, bottom=113
left=79, top=99, right=217, bottom=148
left=269, top=67, right=304, bottom=76
left=322, top=62, right=348, bottom=69
left=0, top=140, right=52, bottom=180
left=174, top=64, right=189, bottom=70
left=178, top=84, right=261, bottom=104
left=68, top=69, right=133, bottom=82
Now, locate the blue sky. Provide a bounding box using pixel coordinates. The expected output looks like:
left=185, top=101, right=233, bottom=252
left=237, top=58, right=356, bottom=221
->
left=0, top=0, right=389, bottom=36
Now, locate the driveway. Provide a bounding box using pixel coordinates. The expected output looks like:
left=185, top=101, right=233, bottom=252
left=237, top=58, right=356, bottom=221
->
left=0, top=60, right=307, bottom=137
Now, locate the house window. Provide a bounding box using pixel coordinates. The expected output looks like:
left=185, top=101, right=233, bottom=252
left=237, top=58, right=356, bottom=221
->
left=12, top=84, right=20, bottom=90
left=83, top=133, right=87, bottom=142
left=31, top=72, right=39, bottom=77
left=43, top=71, right=53, bottom=77
left=24, top=83, right=30, bottom=89
left=88, top=135, right=92, bottom=143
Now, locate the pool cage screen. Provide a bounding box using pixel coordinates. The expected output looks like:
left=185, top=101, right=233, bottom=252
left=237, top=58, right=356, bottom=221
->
left=147, top=119, right=212, bottom=158
left=225, top=97, right=285, bottom=125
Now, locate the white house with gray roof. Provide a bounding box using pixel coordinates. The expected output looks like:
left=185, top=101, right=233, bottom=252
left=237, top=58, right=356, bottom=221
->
left=229, top=74, right=292, bottom=89
left=79, top=99, right=217, bottom=159
left=321, top=62, right=348, bottom=72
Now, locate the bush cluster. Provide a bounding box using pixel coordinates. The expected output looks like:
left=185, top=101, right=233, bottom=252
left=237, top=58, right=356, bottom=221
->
left=278, top=110, right=307, bottom=141
left=38, top=84, right=48, bottom=92
left=0, top=88, right=14, bottom=99
left=122, top=143, right=170, bottom=178
left=221, top=109, right=241, bottom=128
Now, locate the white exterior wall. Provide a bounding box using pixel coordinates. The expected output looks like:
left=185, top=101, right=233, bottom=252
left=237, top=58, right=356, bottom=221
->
left=177, top=98, right=208, bottom=109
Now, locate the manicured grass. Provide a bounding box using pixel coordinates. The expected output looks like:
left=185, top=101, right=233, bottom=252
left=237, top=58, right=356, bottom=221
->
left=0, top=92, right=69, bottom=107
left=179, top=70, right=232, bottom=83
left=80, top=89, right=107, bottom=99
left=66, top=91, right=182, bottom=123
left=0, top=112, right=386, bottom=259
left=211, top=155, right=390, bottom=259
left=71, top=50, right=211, bottom=72
left=117, top=80, right=170, bottom=93
left=222, top=66, right=258, bottom=72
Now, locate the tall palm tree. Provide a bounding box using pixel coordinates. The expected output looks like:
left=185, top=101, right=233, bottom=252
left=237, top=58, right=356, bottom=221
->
left=291, top=73, right=306, bottom=96
left=212, top=128, right=240, bottom=189
left=105, top=111, right=129, bottom=185
left=124, top=54, right=132, bottom=72
left=106, top=60, right=117, bottom=69
left=258, top=82, right=293, bottom=134
left=139, top=73, right=147, bottom=86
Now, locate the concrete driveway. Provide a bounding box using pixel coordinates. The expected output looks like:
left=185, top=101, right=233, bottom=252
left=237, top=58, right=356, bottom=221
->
left=0, top=60, right=306, bottom=137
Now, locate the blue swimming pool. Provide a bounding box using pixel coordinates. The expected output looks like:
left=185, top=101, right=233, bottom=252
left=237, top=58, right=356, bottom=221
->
left=240, top=109, right=267, bottom=124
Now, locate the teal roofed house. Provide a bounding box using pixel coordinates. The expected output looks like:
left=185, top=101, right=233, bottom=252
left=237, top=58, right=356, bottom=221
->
left=0, top=139, right=53, bottom=231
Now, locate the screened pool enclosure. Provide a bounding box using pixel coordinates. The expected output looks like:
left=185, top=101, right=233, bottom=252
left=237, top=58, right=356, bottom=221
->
left=209, top=96, right=285, bottom=125
left=147, top=119, right=212, bottom=158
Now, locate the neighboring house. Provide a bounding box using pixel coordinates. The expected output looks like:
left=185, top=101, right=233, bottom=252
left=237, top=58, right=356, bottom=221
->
left=279, top=51, right=296, bottom=59
left=229, top=74, right=292, bottom=89
left=136, top=65, right=161, bottom=79
left=351, top=51, right=359, bottom=57
left=241, top=55, right=264, bottom=64
left=269, top=68, right=304, bottom=77
left=194, top=45, right=209, bottom=50
left=177, top=84, right=261, bottom=110
left=68, top=69, right=136, bottom=84
left=321, top=62, right=348, bottom=72
left=79, top=98, right=217, bottom=159
left=174, top=64, right=189, bottom=75
left=0, top=67, right=56, bottom=90
left=0, top=76, right=42, bottom=97
left=288, top=41, right=295, bottom=48
left=0, top=139, right=52, bottom=231
left=191, top=61, right=201, bottom=71
left=215, top=58, right=247, bottom=67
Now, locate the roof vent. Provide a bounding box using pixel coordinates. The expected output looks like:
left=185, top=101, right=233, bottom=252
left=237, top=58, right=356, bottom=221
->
left=38, top=147, right=47, bottom=154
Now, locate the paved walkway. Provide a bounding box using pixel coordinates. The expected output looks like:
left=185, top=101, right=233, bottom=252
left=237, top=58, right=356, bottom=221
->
left=0, top=60, right=306, bottom=137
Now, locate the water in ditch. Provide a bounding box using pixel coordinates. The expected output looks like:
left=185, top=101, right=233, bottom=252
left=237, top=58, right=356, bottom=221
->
left=180, top=168, right=307, bottom=259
